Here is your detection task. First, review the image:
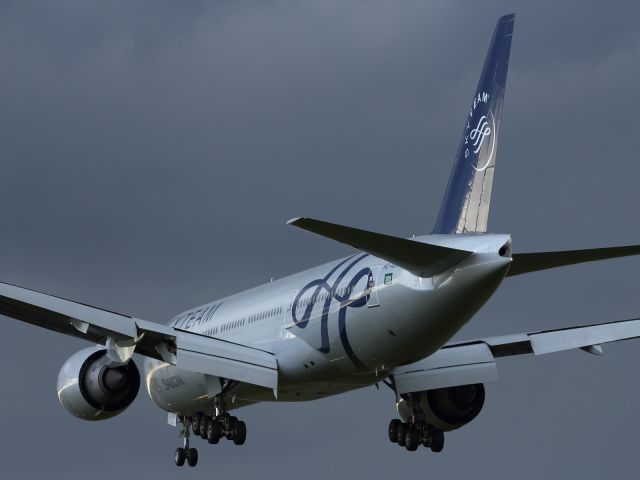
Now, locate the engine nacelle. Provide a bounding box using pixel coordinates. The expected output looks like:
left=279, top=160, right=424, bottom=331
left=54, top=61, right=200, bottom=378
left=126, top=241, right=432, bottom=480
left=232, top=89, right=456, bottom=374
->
left=57, top=347, right=140, bottom=421
left=397, top=383, right=485, bottom=432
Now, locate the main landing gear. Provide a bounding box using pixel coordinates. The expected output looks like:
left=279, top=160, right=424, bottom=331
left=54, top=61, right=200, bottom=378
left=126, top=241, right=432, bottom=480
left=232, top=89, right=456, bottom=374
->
left=383, top=376, right=445, bottom=453
left=388, top=418, right=444, bottom=452
left=173, top=398, right=247, bottom=467
left=191, top=412, right=247, bottom=446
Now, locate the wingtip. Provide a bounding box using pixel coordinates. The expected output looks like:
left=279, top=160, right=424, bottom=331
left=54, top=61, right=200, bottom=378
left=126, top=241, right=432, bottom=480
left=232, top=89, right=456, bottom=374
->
left=286, top=217, right=303, bottom=226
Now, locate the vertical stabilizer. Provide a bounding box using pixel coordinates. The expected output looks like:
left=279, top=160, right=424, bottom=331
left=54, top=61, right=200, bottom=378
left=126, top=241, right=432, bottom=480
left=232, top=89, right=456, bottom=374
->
left=432, top=14, right=514, bottom=234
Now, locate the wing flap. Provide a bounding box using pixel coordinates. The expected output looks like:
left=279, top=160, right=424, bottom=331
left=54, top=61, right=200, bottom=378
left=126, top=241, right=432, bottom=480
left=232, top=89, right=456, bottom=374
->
left=175, top=331, right=278, bottom=391
left=394, top=343, right=497, bottom=394
left=397, top=317, right=640, bottom=394
left=287, top=217, right=472, bottom=277
left=480, top=317, right=640, bottom=356
left=0, top=280, right=279, bottom=390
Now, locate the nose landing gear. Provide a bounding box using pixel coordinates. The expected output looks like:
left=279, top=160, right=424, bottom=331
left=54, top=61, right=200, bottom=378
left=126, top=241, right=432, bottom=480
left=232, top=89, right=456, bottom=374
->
left=175, top=416, right=198, bottom=467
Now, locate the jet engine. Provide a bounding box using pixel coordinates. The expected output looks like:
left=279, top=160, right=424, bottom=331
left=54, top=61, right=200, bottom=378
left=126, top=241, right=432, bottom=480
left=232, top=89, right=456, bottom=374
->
left=57, top=346, right=140, bottom=421
left=397, top=383, right=485, bottom=432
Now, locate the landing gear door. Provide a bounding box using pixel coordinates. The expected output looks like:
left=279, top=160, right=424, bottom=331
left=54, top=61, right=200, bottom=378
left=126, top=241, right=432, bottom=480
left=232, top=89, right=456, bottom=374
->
left=368, top=265, right=381, bottom=308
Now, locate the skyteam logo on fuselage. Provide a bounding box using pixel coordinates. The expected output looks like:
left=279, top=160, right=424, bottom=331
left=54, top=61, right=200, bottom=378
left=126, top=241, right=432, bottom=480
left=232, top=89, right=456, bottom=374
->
left=291, top=253, right=372, bottom=370
left=464, top=91, right=495, bottom=172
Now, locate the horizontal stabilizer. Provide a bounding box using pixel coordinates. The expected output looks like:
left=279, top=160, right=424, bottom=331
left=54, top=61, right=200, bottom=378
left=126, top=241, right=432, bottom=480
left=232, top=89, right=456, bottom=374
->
left=287, top=217, right=472, bottom=277
left=507, top=244, right=640, bottom=277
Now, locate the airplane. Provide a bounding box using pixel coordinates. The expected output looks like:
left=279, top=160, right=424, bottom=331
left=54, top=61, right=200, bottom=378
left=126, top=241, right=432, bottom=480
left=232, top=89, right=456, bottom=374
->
left=4, top=13, right=640, bottom=467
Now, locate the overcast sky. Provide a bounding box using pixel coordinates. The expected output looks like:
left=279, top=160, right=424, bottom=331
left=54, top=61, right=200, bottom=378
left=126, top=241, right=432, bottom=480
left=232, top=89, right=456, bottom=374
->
left=1, top=1, right=640, bottom=478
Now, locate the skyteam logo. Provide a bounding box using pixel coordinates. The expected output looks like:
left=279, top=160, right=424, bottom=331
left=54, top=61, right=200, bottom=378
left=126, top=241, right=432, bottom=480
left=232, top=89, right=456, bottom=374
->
left=464, top=91, right=496, bottom=172
left=291, top=253, right=372, bottom=370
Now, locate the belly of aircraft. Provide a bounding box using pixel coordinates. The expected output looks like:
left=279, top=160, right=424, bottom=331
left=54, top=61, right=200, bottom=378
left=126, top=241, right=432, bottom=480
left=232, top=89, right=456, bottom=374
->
left=143, top=356, right=378, bottom=415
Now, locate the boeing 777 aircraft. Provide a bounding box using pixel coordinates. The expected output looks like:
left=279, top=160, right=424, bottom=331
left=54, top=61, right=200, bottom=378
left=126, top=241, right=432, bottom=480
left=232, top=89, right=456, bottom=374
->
left=5, top=13, right=640, bottom=467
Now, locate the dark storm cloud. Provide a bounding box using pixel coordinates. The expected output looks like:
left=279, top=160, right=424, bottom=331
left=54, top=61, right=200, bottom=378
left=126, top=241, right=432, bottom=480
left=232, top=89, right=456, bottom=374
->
left=0, top=1, right=639, bottom=478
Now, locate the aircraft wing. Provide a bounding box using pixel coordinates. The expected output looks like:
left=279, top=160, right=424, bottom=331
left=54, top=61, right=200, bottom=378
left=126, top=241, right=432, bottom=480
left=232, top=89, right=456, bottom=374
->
left=393, top=317, right=640, bottom=394
left=0, top=281, right=278, bottom=391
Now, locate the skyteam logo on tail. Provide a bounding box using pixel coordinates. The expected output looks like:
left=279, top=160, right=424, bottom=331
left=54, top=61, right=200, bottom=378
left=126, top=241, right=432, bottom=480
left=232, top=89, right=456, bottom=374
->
left=465, top=91, right=496, bottom=172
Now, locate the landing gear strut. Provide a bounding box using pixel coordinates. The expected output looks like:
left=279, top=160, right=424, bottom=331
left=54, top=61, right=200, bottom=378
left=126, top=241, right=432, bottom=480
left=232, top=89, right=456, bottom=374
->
left=208, top=395, right=248, bottom=445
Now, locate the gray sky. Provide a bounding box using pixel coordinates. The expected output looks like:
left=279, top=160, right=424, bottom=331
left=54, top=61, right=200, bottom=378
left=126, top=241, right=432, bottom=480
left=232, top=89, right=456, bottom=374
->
left=1, top=1, right=639, bottom=477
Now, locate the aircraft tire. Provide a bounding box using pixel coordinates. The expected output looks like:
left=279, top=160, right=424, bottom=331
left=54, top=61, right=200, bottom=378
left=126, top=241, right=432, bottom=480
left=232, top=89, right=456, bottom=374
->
left=233, top=421, right=247, bottom=445
left=405, top=428, right=420, bottom=451
left=199, top=417, right=208, bottom=439
left=229, top=416, right=239, bottom=429
left=207, top=420, right=222, bottom=444
left=430, top=429, right=445, bottom=453
left=388, top=419, right=401, bottom=443
left=186, top=448, right=198, bottom=467
left=225, top=416, right=238, bottom=440
left=397, top=423, right=407, bottom=447
left=191, top=416, right=201, bottom=436
left=175, top=447, right=186, bottom=466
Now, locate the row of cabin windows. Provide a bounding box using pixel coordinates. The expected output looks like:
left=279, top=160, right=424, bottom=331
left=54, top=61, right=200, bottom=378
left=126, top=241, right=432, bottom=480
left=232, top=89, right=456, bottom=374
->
left=297, top=286, right=355, bottom=308
left=202, top=305, right=284, bottom=337
left=176, top=284, right=363, bottom=335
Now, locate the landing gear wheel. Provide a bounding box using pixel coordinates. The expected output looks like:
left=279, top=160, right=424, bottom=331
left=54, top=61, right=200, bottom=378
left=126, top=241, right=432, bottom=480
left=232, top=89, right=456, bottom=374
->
left=199, top=417, right=209, bottom=439
left=174, top=447, right=186, bottom=466
left=191, top=415, right=201, bottom=436
left=229, top=416, right=239, bottom=429
left=186, top=448, right=198, bottom=467
left=405, top=428, right=419, bottom=451
left=388, top=419, right=401, bottom=443
left=224, top=416, right=238, bottom=440
left=207, top=420, right=222, bottom=444
left=396, top=423, right=407, bottom=447
left=232, top=420, right=247, bottom=445
left=430, top=429, right=445, bottom=453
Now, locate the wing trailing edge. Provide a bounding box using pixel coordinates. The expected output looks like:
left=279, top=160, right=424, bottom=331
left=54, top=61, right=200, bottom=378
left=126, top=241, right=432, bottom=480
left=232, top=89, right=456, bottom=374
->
left=395, top=316, right=640, bottom=394
left=287, top=217, right=472, bottom=277
left=0, top=281, right=278, bottom=392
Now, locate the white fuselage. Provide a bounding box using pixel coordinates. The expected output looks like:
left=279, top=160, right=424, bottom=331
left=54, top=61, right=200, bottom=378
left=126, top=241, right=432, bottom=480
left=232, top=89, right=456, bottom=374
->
left=144, top=234, right=512, bottom=415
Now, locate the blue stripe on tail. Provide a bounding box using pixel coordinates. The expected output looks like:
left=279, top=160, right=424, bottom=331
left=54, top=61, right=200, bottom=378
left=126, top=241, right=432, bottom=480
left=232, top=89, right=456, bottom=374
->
left=432, top=14, right=514, bottom=234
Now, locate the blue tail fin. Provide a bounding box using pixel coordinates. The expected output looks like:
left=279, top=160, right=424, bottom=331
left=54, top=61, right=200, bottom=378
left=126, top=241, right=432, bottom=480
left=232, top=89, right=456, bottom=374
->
left=432, top=14, right=514, bottom=234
